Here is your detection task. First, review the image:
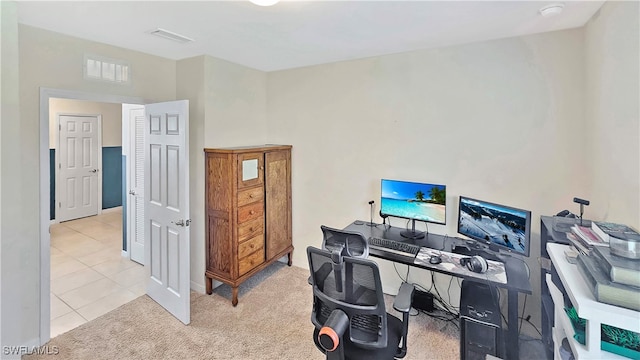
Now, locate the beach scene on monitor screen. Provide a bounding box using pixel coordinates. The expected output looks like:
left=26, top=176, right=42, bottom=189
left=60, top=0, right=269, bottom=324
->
left=381, top=181, right=446, bottom=224
left=459, top=198, right=527, bottom=253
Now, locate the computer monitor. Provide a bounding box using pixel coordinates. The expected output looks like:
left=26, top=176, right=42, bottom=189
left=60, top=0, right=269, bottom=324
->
left=457, top=196, right=531, bottom=257
left=380, top=179, right=446, bottom=239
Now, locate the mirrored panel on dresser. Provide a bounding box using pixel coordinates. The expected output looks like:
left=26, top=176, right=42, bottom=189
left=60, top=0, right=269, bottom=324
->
left=242, top=159, right=258, bottom=181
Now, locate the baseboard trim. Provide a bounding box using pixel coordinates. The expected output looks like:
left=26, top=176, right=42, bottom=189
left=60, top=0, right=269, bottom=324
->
left=23, top=337, right=40, bottom=348
left=190, top=280, right=206, bottom=294
left=50, top=206, right=121, bottom=224
left=102, top=206, right=122, bottom=214
left=121, top=250, right=128, bottom=258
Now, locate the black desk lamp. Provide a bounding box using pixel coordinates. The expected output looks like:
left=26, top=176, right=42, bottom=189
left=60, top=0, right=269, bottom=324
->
left=367, top=200, right=376, bottom=226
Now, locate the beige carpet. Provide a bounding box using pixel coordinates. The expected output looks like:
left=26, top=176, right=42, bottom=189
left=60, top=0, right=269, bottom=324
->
left=27, top=263, right=459, bottom=360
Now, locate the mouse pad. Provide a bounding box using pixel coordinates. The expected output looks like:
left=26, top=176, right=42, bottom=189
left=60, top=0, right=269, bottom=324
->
left=415, top=248, right=507, bottom=284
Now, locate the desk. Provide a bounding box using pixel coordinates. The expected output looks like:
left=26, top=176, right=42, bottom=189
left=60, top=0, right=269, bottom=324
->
left=343, top=220, right=533, bottom=360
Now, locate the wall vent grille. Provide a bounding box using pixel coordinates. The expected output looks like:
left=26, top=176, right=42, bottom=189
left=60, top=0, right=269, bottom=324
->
left=84, top=54, right=131, bottom=84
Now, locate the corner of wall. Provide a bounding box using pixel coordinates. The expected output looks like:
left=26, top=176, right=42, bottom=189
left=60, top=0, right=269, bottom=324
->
left=583, top=1, right=640, bottom=228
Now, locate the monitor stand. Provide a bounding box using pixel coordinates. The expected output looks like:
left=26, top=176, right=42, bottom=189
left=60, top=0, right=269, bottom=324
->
left=488, top=243, right=512, bottom=261
left=400, top=219, right=425, bottom=240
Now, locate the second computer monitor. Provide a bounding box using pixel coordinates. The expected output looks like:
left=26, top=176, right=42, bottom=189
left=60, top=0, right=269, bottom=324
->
left=457, top=196, right=531, bottom=257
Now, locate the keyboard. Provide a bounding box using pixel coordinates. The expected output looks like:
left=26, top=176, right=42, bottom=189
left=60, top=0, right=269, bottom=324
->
left=368, top=237, right=420, bottom=257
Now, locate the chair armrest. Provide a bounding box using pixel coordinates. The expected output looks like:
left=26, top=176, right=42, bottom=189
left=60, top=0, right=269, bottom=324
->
left=393, top=282, right=415, bottom=313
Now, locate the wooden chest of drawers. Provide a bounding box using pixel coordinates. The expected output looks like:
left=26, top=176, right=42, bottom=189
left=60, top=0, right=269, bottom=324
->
left=204, top=145, right=293, bottom=306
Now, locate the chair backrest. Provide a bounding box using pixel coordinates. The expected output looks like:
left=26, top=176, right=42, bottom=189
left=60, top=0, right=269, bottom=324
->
left=320, top=225, right=369, bottom=259
left=307, top=244, right=388, bottom=349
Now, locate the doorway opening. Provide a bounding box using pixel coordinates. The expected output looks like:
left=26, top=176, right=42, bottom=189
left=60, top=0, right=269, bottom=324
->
left=39, top=88, right=145, bottom=343
left=48, top=97, right=144, bottom=337
left=40, top=89, right=192, bottom=344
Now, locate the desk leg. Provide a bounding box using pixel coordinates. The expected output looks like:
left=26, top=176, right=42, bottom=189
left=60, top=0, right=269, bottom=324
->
left=506, top=289, right=520, bottom=360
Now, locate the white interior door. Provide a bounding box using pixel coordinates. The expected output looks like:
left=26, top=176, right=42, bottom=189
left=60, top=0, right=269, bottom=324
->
left=144, top=100, right=190, bottom=325
left=124, top=105, right=146, bottom=264
left=57, top=114, right=101, bottom=222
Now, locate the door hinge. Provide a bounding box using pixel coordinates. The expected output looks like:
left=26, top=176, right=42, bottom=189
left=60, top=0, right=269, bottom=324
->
left=58, top=163, right=61, bottom=169
left=58, top=202, right=61, bottom=208
left=58, top=124, right=61, bottom=131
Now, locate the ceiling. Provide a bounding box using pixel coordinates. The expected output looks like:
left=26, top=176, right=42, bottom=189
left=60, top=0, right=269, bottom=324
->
left=16, top=1, right=605, bottom=72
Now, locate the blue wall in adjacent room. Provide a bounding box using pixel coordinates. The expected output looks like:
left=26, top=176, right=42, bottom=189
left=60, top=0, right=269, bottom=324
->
left=50, top=149, right=55, bottom=220
left=50, top=146, right=123, bottom=220
left=102, top=146, right=123, bottom=209
left=122, top=154, right=127, bottom=251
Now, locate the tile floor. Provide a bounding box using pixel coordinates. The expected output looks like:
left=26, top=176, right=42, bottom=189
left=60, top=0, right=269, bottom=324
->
left=50, top=208, right=145, bottom=338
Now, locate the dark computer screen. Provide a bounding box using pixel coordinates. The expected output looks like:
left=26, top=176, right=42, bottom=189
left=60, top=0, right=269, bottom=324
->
left=457, top=196, right=531, bottom=257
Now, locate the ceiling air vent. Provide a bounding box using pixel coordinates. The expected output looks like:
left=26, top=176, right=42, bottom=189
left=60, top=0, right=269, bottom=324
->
left=148, top=28, right=194, bottom=44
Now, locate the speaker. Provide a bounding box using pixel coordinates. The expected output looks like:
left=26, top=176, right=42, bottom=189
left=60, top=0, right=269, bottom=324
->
left=459, top=255, right=488, bottom=273
left=460, top=281, right=502, bottom=360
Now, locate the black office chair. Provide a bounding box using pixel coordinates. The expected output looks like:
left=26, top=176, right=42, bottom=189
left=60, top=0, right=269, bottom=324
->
left=307, top=225, right=415, bottom=360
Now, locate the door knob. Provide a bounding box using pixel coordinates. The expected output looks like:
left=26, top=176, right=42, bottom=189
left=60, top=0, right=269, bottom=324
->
left=172, top=219, right=191, bottom=227
left=89, top=169, right=98, bottom=173
left=129, top=190, right=137, bottom=195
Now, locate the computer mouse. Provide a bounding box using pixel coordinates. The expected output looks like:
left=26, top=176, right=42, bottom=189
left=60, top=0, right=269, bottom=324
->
left=429, top=255, right=442, bottom=265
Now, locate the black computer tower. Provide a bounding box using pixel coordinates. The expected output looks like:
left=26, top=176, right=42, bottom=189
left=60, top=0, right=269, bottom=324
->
left=459, top=280, right=502, bottom=360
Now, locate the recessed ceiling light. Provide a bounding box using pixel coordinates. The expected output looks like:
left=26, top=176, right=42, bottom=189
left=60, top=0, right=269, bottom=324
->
left=539, top=3, right=565, bottom=18
left=250, top=0, right=280, bottom=6
left=148, top=28, right=194, bottom=44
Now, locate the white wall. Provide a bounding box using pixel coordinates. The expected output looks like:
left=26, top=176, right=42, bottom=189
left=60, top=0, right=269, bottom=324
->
left=267, top=29, right=587, bottom=336
left=1, top=1, right=23, bottom=355
left=203, top=55, right=268, bottom=148
left=179, top=54, right=268, bottom=292
left=176, top=55, right=207, bottom=293
left=585, top=1, right=640, bottom=230
left=49, top=98, right=123, bottom=149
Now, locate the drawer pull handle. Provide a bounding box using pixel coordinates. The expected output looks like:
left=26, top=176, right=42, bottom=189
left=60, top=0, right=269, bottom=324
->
left=249, top=194, right=254, bottom=198
left=249, top=227, right=253, bottom=232
left=250, top=210, right=255, bottom=215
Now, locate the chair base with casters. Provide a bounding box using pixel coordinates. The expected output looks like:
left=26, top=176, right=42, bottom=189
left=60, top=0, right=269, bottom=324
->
left=308, top=228, right=415, bottom=360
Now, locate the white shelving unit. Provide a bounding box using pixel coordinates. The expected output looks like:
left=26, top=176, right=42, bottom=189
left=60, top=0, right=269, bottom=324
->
left=547, top=243, right=640, bottom=359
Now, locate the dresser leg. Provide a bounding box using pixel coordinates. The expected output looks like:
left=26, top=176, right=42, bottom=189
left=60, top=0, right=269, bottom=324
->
left=232, top=287, right=239, bottom=307
left=206, top=277, right=212, bottom=295
left=287, top=251, right=293, bottom=266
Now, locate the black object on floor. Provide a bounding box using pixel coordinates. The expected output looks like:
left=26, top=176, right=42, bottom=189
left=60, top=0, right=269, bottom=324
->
left=412, top=290, right=434, bottom=312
